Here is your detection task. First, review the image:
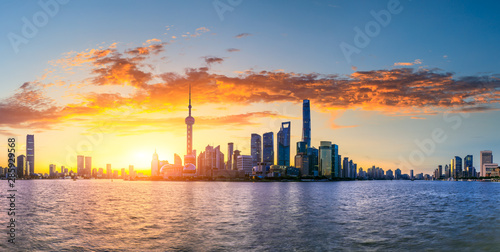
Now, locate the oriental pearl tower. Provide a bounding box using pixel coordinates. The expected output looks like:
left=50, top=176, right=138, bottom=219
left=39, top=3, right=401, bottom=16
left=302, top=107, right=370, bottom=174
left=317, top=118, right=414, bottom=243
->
left=183, top=83, right=196, bottom=173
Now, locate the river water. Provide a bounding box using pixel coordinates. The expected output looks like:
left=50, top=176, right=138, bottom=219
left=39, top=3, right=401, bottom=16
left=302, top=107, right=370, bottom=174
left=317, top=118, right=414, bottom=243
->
left=1, top=180, right=499, bottom=251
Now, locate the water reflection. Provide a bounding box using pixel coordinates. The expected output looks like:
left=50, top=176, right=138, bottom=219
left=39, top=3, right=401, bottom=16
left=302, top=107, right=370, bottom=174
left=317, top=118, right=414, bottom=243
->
left=0, top=180, right=499, bottom=251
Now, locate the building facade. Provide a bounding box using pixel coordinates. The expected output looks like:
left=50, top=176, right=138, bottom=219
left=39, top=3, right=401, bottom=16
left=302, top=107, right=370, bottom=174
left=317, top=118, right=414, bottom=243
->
left=277, top=122, right=291, bottom=166
left=251, top=133, right=262, bottom=168
left=263, top=132, right=274, bottom=165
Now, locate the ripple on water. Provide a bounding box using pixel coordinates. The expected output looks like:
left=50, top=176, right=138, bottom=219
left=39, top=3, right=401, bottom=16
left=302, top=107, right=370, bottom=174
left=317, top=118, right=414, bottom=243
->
left=1, top=180, right=499, bottom=251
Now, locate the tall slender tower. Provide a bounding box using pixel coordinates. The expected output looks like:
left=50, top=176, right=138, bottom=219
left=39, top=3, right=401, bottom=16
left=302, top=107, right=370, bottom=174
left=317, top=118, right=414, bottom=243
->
left=227, top=143, right=234, bottom=170
left=302, top=100, right=311, bottom=148
left=184, top=83, right=196, bottom=166
left=26, top=134, right=35, bottom=175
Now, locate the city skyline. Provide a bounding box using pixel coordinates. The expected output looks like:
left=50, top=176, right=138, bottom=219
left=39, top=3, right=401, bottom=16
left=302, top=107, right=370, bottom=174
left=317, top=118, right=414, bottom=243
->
left=1, top=1, right=500, bottom=175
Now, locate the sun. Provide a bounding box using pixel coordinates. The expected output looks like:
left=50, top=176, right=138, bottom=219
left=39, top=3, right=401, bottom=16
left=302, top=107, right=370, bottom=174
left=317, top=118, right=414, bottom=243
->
left=131, top=151, right=151, bottom=168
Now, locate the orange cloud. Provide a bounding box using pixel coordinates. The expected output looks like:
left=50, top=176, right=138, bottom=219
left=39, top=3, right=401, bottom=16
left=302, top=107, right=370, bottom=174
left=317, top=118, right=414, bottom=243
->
left=2, top=43, right=500, bottom=133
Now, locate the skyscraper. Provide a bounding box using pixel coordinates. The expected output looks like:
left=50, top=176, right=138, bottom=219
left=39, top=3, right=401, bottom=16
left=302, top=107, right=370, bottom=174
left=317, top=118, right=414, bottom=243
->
left=450, top=158, right=455, bottom=178
left=251, top=133, right=262, bottom=168
left=295, top=141, right=310, bottom=176
left=215, top=145, right=224, bottom=169
left=232, top=150, right=241, bottom=170
left=302, top=99, right=311, bottom=148
left=332, top=144, right=339, bottom=178
left=107, top=164, right=112, bottom=178
left=184, top=83, right=196, bottom=167
left=85, top=156, right=92, bottom=177
left=197, top=145, right=225, bottom=176
left=318, top=141, right=332, bottom=177
left=129, top=165, right=135, bottom=178
left=464, top=155, right=473, bottom=177
left=395, top=168, right=402, bottom=179
left=151, top=150, right=159, bottom=176
left=438, top=165, right=442, bottom=179
left=277, top=122, right=291, bottom=166
left=263, top=132, right=274, bottom=165
left=77, top=155, right=84, bottom=176
left=480, top=151, right=493, bottom=177
left=17, top=155, right=25, bottom=178
left=227, top=143, right=234, bottom=170
left=453, top=156, right=462, bottom=178
left=343, top=157, right=350, bottom=178
left=49, top=164, right=56, bottom=177
left=26, top=134, right=35, bottom=175
left=308, top=147, right=319, bottom=176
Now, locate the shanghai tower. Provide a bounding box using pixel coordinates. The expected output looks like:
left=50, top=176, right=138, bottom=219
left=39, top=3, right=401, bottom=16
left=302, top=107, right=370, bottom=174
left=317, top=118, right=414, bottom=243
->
left=302, top=100, right=311, bottom=148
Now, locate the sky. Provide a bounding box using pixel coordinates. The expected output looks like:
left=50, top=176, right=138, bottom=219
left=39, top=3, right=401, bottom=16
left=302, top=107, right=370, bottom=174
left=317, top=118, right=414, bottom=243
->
left=1, top=0, right=499, bottom=175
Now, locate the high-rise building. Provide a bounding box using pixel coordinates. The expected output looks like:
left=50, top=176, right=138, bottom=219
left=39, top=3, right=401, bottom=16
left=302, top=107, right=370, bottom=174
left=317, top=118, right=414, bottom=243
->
left=331, top=144, right=340, bottom=178
left=319, top=141, right=332, bottom=177
left=77, top=155, right=84, bottom=176
left=386, top=169, right=394, bottom=179
left=49, top=164, right=56, bottom=177
left=107, top=164, right=112, bottom=178
left=197, top=145, right=225, bottom=176
left=480, top=151, right=493, bottom=177
left=410, top=169, right=414, bottom=179
left=464, top=155, right=473, bottom=177
left=308, top=147, right=319, bottom=176
left=17, top=155, right=25, bottom=178
left=215, top=145, right=224, bottom=169
left=251, top=134, right=262, bottom=168
left=129, top=165, right=135, bottom=178
left=295, top=141, right=309, bottom=176
left=151, top=150, right=159, bottom=176
left=85, top=156, right=92, bottom=177
left=26, top=134, right=35, bottom=175
left=227, top=143, right=234, bottom=170
left=277, top=122, right=291, bottom=166
left=352, top=162, right=357, bottom=179
left=184, top=83, right=196, bottom=168
left=395, top=168, right=402, bottom=179
left=302, top=99, right=311, bottom=148
left=263, top=132, right=274, bottom=165
left=237, top=155, right=253, bottom=175
left=453, top=156, right=462, bottom=178
left=232, top=150, right=241, bottom=170
left=438, top=165, right=442, bottom=179
left=121, top=168, right=126, bottom=178
left=343, top=157, right=350, bottom=178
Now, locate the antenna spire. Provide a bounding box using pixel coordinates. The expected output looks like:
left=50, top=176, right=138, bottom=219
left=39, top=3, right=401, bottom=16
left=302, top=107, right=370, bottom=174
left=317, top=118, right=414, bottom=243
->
left=188, top=83, right=192, bottom=116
